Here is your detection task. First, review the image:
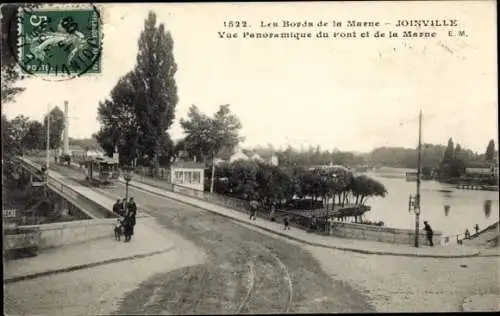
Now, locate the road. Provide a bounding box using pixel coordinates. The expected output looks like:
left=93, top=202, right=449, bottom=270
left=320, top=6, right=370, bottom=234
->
left=38, top=161, right=375, bottom=314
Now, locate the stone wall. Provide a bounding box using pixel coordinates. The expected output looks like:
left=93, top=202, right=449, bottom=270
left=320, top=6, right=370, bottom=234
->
left=17, top=219, right=116, bottom=249
left=329, top=221, right=443, bottom=245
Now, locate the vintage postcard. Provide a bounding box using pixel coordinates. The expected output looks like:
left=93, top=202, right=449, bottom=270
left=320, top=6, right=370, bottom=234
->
left=2, top=1, right=498, bottom=314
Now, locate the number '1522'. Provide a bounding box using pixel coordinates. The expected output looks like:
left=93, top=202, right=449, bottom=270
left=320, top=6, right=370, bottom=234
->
left=224, top=21, right=248, bottom=27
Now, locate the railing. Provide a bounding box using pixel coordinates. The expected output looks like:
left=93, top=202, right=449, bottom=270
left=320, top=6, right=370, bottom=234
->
left=134, top=166, right=171, bottom=181
left=15, top=157, right=118, bottom=219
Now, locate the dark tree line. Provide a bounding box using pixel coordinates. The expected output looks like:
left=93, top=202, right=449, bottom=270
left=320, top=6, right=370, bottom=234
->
left=1, top=108, right=65, bottom=157
left=210, top=160, right=387, bottom=210
left=438, top=138, right=498, bottom=181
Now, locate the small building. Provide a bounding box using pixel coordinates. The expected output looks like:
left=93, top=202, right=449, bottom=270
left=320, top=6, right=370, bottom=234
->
left=171, top=160, right=205, bottom=191
left=270, top=155, right=279, bottom=166
left=465, top=162, right=498, bottom=177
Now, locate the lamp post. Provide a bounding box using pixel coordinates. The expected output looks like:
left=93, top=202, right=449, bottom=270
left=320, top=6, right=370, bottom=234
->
left=210, top=149, right=216, bottom=194
left=123, top=169, right=132, bottom=201
left=409, top=110, right=423, bottom=247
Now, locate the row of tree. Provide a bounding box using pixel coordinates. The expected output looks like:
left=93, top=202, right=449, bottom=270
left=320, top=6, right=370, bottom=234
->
left=438, top=138, right=497, bottom=181
left=1, top=108, right=65, bottom=157
left=245, top=139, right=497, bottom=170
left=211, top=160, right=387, bottom=210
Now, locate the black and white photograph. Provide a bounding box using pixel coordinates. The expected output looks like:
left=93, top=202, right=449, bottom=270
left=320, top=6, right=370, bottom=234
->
left=2, top=1, right=498, bottom=314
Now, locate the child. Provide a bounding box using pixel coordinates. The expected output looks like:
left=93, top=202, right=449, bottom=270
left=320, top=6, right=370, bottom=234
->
left=114, top=218, right=123, bottom=241
left=283, top=215, right=290, bottom=230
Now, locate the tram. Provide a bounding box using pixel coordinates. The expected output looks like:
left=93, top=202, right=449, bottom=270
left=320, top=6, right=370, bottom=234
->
left=71, top=150, right=120, bottom=185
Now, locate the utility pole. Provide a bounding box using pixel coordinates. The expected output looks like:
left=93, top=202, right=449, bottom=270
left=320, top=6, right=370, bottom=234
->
left=210, top=149, right=216, bottom=193
left=414, top=110, right=423, bottom=247
left=46, top=105, right=51, bottom=172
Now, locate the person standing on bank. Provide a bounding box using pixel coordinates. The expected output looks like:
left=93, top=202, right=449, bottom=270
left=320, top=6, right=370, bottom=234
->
left=423, top=221, right=434, bottom=246
left=249, top=199, right=258, bottom=221
left=127, top=197, right=137, bottom=238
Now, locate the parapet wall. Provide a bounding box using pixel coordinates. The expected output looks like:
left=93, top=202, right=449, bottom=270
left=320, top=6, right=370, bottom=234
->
left=18, top=219, right=115, bottom=249
left=329, top=221, right=443, bottom=245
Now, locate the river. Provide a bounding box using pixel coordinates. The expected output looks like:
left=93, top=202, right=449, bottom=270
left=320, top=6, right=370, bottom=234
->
left=362, top=167, right=499, bottom=236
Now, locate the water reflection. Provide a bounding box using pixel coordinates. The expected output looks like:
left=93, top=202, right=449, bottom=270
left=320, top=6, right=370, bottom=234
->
left=438, top=189, right=453, bottom=198
left=365, top=168, right=499, bottom=235
left=484, top=200, right=492, bottom=219
left=444, top=205, right=450, bottom=217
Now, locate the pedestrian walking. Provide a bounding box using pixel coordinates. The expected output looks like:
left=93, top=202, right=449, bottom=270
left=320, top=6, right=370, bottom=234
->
left=249, top=200, right=258, bottom=221
left=127, top=197, right=137, bottom=238
left=310, top=215, right=318, bottom=232
left=423, top=221, right=434, bottom=246
left=283, top=214, right=290, bottom=230
left=269, top=202, right=277, bottom=222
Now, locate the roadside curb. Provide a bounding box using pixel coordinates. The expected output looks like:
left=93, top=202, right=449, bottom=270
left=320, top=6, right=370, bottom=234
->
left=461, top=294, right=500, bottom=312
left=127, top=182, right=483, bottom=259
left=4, top=246, right=176, bottom=284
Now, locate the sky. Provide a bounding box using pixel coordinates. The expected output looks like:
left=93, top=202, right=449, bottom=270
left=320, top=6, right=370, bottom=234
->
left=2, top=1, right=498, bottom=153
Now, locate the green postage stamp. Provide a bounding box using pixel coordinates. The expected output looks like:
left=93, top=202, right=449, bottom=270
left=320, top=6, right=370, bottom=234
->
left=17, top=5, right=102, bottom=77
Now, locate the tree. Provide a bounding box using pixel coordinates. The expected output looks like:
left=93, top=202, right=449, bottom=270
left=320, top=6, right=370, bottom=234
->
left=454, top=143, right=462, bottom=160
left=2, top=114, right=15, bottom=155
left=96, top=11, right=178, bottom=170
left=485, top=139, right=496, bottom=161
left=211, top=104, right=243, bottom=158
left=43, top=106, right=65, bottom=149
left=180, top=104, right=242, bottom=192
left=7, top=115, right=30, bottom=154
left=443, top=138, right=455, bottom=162
left=179, top=105, right=215, bottom=163
left=96, top=72, right=140, bottom=165
left=24, top=121, right=45, bottom=150
left=132, top=11, right=178, bottom=173
left=180, top=104, right=243, bottom=163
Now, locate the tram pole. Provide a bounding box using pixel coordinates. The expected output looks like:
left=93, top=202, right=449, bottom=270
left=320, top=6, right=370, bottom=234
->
left=46, top=105, right=51, bottom=173
left=414, top=110, right=423, bottom=248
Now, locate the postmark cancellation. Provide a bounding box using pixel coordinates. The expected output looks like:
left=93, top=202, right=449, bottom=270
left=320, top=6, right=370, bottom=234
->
left=16, top=4, right=103, bottom=78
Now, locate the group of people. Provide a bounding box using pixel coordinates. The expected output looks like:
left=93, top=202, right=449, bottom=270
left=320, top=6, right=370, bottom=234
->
left=464, top=224, right=480, bottom=240
left=248, top=199, right=291, bottom=230
left=112, top=197, right=137, bottom=242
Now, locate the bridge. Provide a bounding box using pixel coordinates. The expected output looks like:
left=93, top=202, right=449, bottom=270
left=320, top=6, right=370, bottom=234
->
left=12, top=156, right=118, bottom=220
left=4, top=156, right=122, bottom=256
